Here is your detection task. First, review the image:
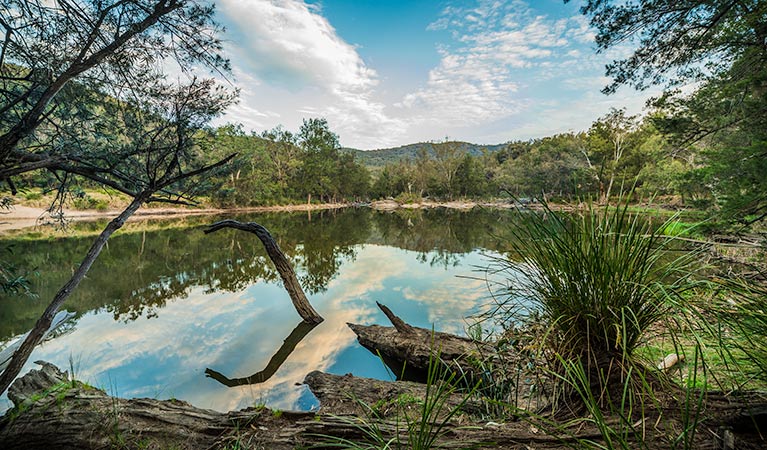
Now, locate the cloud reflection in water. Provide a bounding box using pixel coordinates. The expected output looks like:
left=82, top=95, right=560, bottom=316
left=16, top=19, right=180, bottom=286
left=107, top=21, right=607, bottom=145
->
left=3, top=245, right=491, bottom=413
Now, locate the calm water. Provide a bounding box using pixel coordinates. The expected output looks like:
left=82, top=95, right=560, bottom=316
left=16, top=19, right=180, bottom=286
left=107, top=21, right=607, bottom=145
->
left=0, top=207, right=517, bottom=412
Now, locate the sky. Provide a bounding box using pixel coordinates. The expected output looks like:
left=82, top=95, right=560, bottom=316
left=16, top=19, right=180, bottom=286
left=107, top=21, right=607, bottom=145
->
left=213, top=0, right=658, bottom=150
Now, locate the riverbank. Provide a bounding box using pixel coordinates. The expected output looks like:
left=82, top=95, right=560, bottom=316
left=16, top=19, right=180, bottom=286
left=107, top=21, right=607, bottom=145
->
left=0, top=196, right=710, bottom=234
left=0, top=203, right=353, bottom=233
left=0, top=199, right=530, bottom=233
left=3, top=312, right=765, bottom=449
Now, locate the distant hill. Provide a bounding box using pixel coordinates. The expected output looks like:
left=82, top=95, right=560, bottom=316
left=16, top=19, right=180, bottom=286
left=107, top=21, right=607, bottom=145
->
left=343, top=141, right=508, bottom=167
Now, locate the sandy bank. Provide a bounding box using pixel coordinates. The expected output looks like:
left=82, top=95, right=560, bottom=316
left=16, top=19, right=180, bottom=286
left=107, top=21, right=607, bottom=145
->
left=0, top=200, right=539, bottom=233
left=0, top=203, right=350, bottom=233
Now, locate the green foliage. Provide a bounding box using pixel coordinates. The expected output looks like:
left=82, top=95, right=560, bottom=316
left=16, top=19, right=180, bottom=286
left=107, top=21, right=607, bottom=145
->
left=1, top=0, right=233, bottom=207
left=571, top=1, right=765, bottom=93
left=552, top=357, right=640, bottom=449
left=204, top=119, right=370, bottom=206
left=394, top=192, right=421, bottom=204
left=0, top=245, right=35, bottom=297
left=488, top=200, right=700, bottom=364
left=347, top=141, right=506, bottom=168
left=574, top=0, right=767, bottom=225
left=71, top=194, right=109, bottom=211
left=712, top=280, right=767, bottom=382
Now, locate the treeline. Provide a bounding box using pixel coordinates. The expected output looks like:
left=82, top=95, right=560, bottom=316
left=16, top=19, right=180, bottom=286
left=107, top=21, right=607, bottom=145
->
left=199, top=107, right=736, bottom=216
left=200, top=118, right=369, bottom=206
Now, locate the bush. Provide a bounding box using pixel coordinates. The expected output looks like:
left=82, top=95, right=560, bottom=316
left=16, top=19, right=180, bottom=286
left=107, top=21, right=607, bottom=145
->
left=72, top=195, right=109, bottom=211
left=486, top=200, right=701, bottom=372
left=395, top=192, right=422, bottom=204
left=24, top=191, right=43, bottom=201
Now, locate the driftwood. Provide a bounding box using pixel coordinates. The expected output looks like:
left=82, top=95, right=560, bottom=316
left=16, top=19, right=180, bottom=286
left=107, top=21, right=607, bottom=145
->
left=0, top=361, right=317, bottom=450
left=4, top=359, right=767, bottom=449
left=204, top=220, right=323, bottom=324
left=348, top=302, right=493, bottom=382
left=348, top=302, right=544, bottom=404
left=0, top=362, right=623, bottom=450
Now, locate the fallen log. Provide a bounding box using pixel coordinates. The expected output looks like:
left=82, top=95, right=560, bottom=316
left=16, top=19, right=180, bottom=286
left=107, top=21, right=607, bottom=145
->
left=347, top=302, right=549, bottom=412
left=0, top=362, right=553, bottom=449
left=348, top=302, right=492, bottom=382
left=204, top=220, right=323, bottom=324
left=2, top=362, right=765, bottom=449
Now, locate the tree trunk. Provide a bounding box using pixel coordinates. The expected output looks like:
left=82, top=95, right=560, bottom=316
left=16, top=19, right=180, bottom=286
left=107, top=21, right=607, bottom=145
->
left=0, top=361, right=637, bottom=450
left=203, top=220, right=323, bottom=324
left=0, top=194, right=148, bottom=396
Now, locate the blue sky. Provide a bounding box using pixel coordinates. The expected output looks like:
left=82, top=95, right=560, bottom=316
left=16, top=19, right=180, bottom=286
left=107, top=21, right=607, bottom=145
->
left=214, top=0, right=657, bottom=149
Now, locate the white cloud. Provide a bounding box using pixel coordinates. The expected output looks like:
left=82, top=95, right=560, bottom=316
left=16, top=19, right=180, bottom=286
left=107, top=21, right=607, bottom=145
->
left=217, top=0, right=405, bottom=148
left=397, top=1, right=588, bottom=129
left=208, top=0, right=658, bottom=148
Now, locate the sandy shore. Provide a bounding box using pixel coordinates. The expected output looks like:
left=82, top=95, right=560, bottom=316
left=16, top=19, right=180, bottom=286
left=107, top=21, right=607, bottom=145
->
left=0, top=203, right=351, bottom=233
left=0, top=200, right=530, bottom=233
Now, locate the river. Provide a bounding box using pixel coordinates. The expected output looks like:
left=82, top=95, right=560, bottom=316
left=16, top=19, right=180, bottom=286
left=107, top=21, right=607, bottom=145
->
left=0, top=207, right=518, bottom=412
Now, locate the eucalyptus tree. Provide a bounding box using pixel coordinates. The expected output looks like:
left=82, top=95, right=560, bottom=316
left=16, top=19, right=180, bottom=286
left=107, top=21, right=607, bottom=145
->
left=431, top=140, right=463, bottom=199
left=571, top=0, right=767, bottom=221
left=0, top=0, right=228, bottom=189
left=587, top=108, right=639, bottom=202
left=261, top=125, right=302, bottom=196
left=0, top=0, right=236, bottom=395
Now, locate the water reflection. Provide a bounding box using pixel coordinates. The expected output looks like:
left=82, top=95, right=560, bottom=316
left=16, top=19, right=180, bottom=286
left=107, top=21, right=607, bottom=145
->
left=205, top=321, right=318, bottom=387
left=0, top=208, right=513, bottom=412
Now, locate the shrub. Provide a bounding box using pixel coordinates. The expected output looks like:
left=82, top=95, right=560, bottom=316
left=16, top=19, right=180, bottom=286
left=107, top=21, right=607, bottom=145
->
left=395, top=192, right=422, bottom=204
left=486, top=200, right=701, bottom=379
left=24, top=191, right=43, bottom=201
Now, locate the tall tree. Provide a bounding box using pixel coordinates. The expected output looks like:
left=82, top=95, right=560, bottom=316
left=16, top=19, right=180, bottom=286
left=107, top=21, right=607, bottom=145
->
left=431, top=140, right=463, bottom=199
left=570, top=0, right=767, bottom=93
left=0, top=78, right=236, bottom=396
left=296, top=118, right=340, bottom=203
left=572, top=0, right=767, bottom=221
left=261, top=125, right=301, bottom=196
left=587, top=108, right=639, bottom=202
left=0, top=0, right=227, bottom=186
left=0, top=1, right=235, bottom=395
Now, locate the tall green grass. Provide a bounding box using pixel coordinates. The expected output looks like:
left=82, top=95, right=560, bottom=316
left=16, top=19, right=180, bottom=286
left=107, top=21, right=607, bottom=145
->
left=709, top=279, right=767, bottom=385
left=485, top=200, right=701, bottom=391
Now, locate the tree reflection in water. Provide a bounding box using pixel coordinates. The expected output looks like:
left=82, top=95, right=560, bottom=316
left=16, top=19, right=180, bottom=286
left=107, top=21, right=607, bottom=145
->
left=204, top=321, right=318, bottom=387
left=0, top=207, right=515, bottom=341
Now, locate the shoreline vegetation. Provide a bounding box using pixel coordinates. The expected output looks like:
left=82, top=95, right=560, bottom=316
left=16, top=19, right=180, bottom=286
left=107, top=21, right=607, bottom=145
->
left=0, top=196, right=687, bottom=234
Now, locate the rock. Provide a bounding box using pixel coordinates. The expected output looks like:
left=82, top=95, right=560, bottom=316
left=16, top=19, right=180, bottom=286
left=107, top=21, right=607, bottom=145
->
left=657, top=353, right=684, bottom=372
left=7, top=360, right=69, bottom=406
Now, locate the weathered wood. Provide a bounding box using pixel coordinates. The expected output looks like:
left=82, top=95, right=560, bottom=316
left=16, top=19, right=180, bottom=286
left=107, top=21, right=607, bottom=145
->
left=3, top=362, right=767, bottom=449
left=204, top=219, right=324, bottom=324
left=0, top=362, right=601, bottom=450
left=376, top=301, right=415, bottom=334
left=305, top=369, right=484, bottom=417
left=348, top=303, right=519, bottom=384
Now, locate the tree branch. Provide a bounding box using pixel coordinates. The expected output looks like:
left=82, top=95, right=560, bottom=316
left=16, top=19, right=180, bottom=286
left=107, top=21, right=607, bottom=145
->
left=203, top=220, right=324, bottom=324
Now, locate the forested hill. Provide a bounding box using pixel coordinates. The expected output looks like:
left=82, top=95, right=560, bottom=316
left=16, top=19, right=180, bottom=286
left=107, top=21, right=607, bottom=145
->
left=344, top=142, right=508, bottom=167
